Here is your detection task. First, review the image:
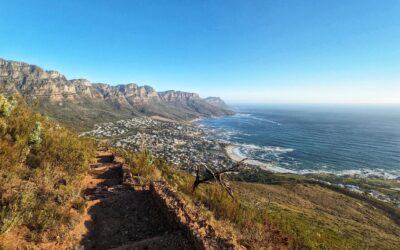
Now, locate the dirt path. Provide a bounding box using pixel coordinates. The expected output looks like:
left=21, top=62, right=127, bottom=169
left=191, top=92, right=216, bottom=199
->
left=78, top=149, right=191, bottom=250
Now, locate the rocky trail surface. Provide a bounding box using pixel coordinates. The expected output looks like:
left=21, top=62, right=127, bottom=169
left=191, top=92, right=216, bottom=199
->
left=78, top=149, right=192, bottom=250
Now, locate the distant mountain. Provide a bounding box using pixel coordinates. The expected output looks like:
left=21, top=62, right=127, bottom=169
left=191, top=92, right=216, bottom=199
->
left=0, top=58, right=234, bottom=130
left=204, top=96, right=231, bottom=110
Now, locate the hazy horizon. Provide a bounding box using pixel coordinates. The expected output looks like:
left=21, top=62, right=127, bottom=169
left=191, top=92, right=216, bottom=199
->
left=1, top=0, right=399, bottom=103
left=228, top=101, right=400, bottom=106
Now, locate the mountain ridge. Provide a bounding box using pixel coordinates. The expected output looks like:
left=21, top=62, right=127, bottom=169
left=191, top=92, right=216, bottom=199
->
left=0, top=58, right=234, bottom=130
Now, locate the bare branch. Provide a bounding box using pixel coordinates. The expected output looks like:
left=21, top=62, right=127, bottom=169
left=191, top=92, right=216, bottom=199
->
left=192, top=159, right=247, bottom=197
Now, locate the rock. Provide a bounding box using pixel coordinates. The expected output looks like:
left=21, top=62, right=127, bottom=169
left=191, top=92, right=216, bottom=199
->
left=158, top=90, right=201, bottom=102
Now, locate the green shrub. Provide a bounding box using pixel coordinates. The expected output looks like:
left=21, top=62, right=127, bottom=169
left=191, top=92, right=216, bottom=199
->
left=0, top=95, right=16, bottom=117
left=116, top=148, right=160, bottom=183
left=28, top=122, right=42, bottom=146
left=0, top=203, right=24, bottom=234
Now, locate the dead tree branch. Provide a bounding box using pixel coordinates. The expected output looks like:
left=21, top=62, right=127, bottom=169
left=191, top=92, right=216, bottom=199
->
left=192, top=159, right=247, bottom=198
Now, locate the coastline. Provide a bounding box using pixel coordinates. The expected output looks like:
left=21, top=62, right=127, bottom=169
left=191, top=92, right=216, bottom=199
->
left=194, top=115, right=296, bottom=174
left=224, top=144, right=295, bottom=174
left=194, top=116, right=400, bottom=180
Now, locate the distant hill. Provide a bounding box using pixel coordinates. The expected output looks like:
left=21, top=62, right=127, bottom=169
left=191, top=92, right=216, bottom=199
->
left=204, top=96, right=231, bottom=110
left=0, top=58, right=234, bottom=130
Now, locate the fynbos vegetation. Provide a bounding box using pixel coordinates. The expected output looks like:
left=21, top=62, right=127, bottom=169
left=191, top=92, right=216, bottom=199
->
left=116, top=149, right=288, bottom=249
left=116, top=148, right=400, bottom=249
left=0, top=95, right=96, bottom=243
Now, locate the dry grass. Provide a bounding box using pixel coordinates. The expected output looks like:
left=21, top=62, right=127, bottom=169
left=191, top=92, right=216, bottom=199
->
left=117, top=149, right=288, bottom=249
left=0, top=95, right=96, bottom=246
left=118, top=148, right=400, bottom=249
left=234, top=181, right=400, bottom=249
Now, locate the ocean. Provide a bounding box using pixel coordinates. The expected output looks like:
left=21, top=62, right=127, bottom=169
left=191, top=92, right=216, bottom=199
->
left=198, top=104, right=400, bottom=179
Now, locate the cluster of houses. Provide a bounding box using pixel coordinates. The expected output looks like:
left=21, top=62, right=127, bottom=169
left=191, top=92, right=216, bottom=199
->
left=82, top=117, right=237, bottom=174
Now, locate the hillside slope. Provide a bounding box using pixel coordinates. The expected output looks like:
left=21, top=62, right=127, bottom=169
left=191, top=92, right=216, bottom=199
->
left=0, top=58, right=234, bottom=130
left=0, top=95, right=96, bottom=248
left=0, top=97, right=228, bottom=249
left=233, top=181, right=400, bottom=249
left=117, top=148, right=400, bottom=249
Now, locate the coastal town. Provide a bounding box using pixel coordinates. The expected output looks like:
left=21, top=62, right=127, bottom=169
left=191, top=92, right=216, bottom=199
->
left=82, top=117, right=400, bottom=208
left=81, top=117, right=240, bottom=174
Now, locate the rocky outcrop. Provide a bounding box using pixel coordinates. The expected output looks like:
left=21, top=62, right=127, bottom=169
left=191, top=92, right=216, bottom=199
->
left=0, top=58, right=234, bottom=129
left=92, top=83, right=159, bottom=107
left=0, top=59, right=72, bottom=101
left=159, top=90, right=201, bottom=102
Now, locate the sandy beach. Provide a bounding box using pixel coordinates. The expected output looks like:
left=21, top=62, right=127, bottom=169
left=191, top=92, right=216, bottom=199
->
left=224, top=145, right=295, bottom=174
left=225, top=145, right=246, bottom=162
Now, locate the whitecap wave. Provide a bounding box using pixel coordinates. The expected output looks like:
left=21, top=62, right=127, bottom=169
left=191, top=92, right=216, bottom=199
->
left=235, top=113, right=252, bottom=117
left=231, top=143, right=296, bottom=166
left=233, top=147, right=248, bottom=159
left=236, top=113, right=281, bottom=125
left=298, top=168, right=400, bottom=180
left=232, top=143, right=400, bottom=179
left=250, top=116, right=281, bottom=125
left=238, top=143, right=294, bottom=155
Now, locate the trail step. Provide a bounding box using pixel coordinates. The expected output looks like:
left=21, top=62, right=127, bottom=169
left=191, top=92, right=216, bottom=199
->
left=80, top=149, right=192, bottom=250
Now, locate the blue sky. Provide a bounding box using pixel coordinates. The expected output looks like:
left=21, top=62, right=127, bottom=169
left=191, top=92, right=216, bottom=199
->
left=0, top=0, right=399, bottom=103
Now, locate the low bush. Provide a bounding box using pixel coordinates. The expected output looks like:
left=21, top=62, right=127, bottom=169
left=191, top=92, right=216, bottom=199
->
left=115, top=148, right=160, bottom=183
left=0, top=95, right=96, bottom=242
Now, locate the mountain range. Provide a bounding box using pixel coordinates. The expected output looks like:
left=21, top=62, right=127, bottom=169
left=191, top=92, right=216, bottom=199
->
left=0, top=58, right=234, bottom=130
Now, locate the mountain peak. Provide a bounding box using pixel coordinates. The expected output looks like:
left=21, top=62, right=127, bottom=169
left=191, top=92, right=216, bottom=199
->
left=0, top=58, right=234, bottom=130
left=204, top=96, right=231, bottom=110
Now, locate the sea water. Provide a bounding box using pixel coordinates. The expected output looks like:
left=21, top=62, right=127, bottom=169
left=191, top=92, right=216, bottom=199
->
left=198, top=104, right=400, bottom=179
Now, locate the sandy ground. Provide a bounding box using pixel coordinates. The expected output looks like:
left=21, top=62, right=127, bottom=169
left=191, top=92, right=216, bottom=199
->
left=224, top=145, right=295, bottom=173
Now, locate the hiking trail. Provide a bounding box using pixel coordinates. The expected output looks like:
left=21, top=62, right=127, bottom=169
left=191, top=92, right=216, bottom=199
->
left=76, top=148, right=192, bottom=250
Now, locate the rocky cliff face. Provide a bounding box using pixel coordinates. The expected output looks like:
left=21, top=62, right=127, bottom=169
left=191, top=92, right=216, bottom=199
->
left=0, top=58, right=234, bottom=130
left=92, top=83, right=159, bottom=107
left=0, top=59, right=160, bottom=104
left=159, top=90, right=200, bottom=102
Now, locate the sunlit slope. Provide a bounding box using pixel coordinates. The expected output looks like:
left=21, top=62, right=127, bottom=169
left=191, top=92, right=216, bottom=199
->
left=0, top=95, right=96, bottom=247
